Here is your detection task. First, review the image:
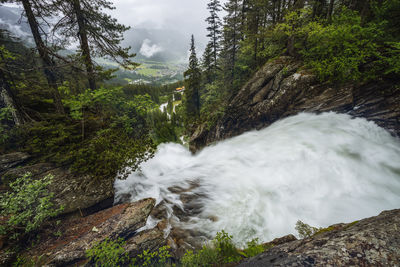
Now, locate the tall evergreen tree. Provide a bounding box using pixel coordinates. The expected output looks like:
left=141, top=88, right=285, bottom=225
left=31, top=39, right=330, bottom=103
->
left=53, top=0, right=137, bottom=90
left=184, top=35, right=201, bottom=118
left=201, top=43, right=214, bottom=84
left=205, top=0, right=223, bottom=76
left=221, top=0, right=243, bottom=83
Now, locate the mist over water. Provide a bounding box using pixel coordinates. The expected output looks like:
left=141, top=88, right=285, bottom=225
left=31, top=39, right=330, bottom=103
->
left=115, top=112, right=400, bottom=246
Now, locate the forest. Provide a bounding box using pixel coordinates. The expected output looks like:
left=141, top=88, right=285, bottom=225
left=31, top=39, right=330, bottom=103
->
left=0, top=0, right=399, bottom=266
left=184, top=0, right=399, bottom=130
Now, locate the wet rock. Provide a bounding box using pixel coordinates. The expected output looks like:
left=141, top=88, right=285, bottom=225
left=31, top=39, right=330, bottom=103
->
left=190, top=57, right=400, bottom=151
left=239, top=209, right=400, bottom=266
left=40, top=198, right=156, bottom=266
left=0, top=152, right=30, bottom=173
left=2, top=163, right=114, bottom=215
left=125, top=227, right=166, bottom=259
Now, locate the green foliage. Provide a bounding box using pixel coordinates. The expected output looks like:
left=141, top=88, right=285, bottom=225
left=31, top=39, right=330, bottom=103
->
left=181, top=246, right=219, bottom=267
left=0, top=107, right=14, bottom=145
left=86, top=238, right=129, bottom=267
left=295, top=220, right=321, bottom=239
left=10, top=85, right=156, bottom=179
left=0, top=173, right=63, bottom=239
left=181, top=231, right=265, bottom=266
left=147, top=109, right=178, bottom=145
left=298, top=9, right=384, bottom=82
left=184, top=35, right=201, bottom=119
left=213, top=230, right=242, bottom=263
left=12, top=255, right=36, bottom=267
left=242, top=238, right=265, bottom=258
left=133, top=245, right=172, bottom=266
left=68, top=128, right=154, bottom=179
left=379, top=42, right=400, bottom=75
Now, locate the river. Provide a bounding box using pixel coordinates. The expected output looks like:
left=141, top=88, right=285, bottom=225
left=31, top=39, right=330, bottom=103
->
left=114, top=112, right=400, bottom=246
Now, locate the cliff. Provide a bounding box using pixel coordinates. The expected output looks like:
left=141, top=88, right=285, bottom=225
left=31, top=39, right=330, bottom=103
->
left=190, top=57, right=400, bottom=151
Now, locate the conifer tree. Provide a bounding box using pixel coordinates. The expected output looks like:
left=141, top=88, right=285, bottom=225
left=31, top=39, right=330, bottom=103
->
left=202, top=43, right=214, bottom=84
left=184, top=35, right=201, bottom=118
left=53, top=0, right=136, bottom=90
left=221, top=0, right=243, bottom=83
left=205, top=0, right=223, bottom=76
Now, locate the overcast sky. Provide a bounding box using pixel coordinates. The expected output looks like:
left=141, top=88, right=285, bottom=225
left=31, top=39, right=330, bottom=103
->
left=109, top=0, right=212, bottom=45
left=1, top=0, right=226, bottom=59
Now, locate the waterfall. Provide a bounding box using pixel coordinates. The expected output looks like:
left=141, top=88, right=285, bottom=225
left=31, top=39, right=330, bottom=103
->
left=115, top=112, right=400, bottom=246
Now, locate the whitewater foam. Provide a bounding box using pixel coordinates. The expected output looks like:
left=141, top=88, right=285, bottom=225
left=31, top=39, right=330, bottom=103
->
left=114, top=112, right=400, bottom=246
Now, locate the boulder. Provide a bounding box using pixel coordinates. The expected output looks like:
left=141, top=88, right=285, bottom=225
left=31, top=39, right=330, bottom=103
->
left=33, top=198, right=157, bottom=266
left=238, top=209, right=400, bottom=266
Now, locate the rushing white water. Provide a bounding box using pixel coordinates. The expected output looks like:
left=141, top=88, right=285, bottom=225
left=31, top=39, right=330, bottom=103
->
left=115, top=112, right=400, bottom=246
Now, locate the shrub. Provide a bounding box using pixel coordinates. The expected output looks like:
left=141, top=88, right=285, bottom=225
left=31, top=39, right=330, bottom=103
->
left=181, top=231, right=264, bottom=266
left=242, top=238, right=265, bottom=258
left=86, top=238, right=129, bottom=267
left=295, top=220, right=321, bottom=239
left=0, top=173, right=63, bottom=240
left=133, top=245, right=172, bottom=266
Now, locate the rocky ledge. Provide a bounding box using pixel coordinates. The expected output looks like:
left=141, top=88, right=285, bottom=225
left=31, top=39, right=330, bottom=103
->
left=19, top=198, right=164, bottom=266
left=190, top=57, right=400, bottom=151
left=239, top=209, right=400, bottom=266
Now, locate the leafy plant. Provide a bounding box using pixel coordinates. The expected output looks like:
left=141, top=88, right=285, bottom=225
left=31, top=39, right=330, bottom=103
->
left=181, top=231, right=264, bottom=266
left=133, top=245, right=172, bottom=266
left=242, top=238, right=265, bottom=258
left=0, top=107, right=14, bottom=145
left=295, top=220, right=321, bottom=239
left=86, top=238, right=129, bottom=267
left=0, top=173, right=63, bottom=239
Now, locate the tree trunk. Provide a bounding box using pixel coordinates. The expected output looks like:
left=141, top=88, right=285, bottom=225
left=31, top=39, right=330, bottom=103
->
left=327, top=0, right=335, bottom=22
left=21, top=0, right=65, bottom=114
left=72, top=0, right=96, bottom=90
left=0, top=68, right=31, bottom=125
left=293, top=0, right=305, bottom=10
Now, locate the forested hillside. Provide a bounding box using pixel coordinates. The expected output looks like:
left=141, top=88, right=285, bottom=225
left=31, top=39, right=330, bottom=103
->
left=0, top=0, right=399, bottom=266
left=183, top=0, right=400, bottom=134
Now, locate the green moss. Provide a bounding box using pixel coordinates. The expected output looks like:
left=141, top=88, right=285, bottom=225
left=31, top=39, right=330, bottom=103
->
left=344, top=220, right=360, bottom=229
left=312, top=226, right=336, bottom=236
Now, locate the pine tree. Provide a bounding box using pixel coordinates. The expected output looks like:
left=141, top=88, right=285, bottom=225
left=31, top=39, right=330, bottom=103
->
left=221, top=0, right=243, bottom=83
left=205, top=0, right=223, bottom=76
left=201, top=43, right=214, bottom=84
left=184, top=35, right=201, bottom=118
left=53, top=0, right=137, bottom=90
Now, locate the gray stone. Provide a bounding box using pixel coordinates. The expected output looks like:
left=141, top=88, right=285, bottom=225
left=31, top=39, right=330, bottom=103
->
left=238, top=209, right=400, bottom=266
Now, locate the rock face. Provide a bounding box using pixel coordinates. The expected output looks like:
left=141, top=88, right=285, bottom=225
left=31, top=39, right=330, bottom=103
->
left=27, top=198, right=161, bottom=266
left=0, top=152, right=30, bottom=173
left=1, top=162, right=114, bottom=215
left=190, top=57, right=400, bottom=151
left=239, top=209, right=400, bottom=266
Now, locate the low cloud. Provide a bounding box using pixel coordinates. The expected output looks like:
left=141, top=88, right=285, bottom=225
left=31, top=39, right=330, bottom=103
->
left=139, top=39, right=164, bottom=58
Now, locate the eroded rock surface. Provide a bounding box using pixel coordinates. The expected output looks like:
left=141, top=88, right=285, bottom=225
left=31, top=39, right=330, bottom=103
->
left=1, top=162, right=114, bottom=215
left=0, top=152, right=30, bottom=173
left=31, top=198, right=157, bottom=266
left=190, top=57, right=400, bottom=151
left=239, top=209, right=400, bottom=266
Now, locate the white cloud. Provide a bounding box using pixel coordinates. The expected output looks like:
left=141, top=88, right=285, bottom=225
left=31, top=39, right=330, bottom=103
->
left=109, top=0, right=214, bottom=45
left=139, top=39, right=164, bottom=57
left=0, top=18, right=29, bottom=39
